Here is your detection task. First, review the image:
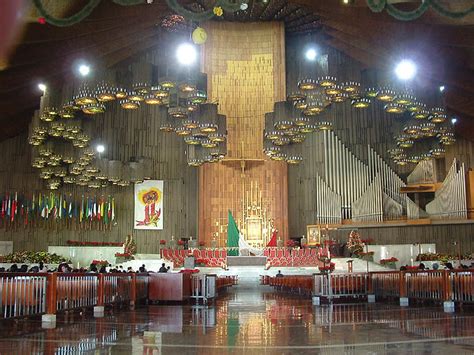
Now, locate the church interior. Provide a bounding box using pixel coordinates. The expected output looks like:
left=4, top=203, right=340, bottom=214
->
left=0, top=0, right=474, bottom=353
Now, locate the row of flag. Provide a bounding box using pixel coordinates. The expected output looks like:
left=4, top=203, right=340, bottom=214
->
left=0, top=192, right=116, bottom=229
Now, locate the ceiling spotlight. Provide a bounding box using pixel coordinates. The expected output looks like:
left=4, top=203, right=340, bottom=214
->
left=395, top=59, right=417, bottom=81
left=451, top=117, right=458, bottom=125
left=96, top=144, right=105, bottom=153
left=439, top=85, right=445, bottom=92
left=38, top=83, right=46, bottom=92
left=305, top=48, right=317, bottom=61
left=177, top=43, right=197, bottom=66
left=78, top=64, right=91, bottom=77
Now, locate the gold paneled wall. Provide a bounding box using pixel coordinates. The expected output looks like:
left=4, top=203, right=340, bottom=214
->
left=199, top=22, right=288, bottom=246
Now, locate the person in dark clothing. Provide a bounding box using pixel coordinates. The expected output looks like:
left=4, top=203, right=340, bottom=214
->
left=276, top=270, right=283, bottom=277
left=19, top=264, right=28, bottom=272
left=88, top=264, right=98, bottom=273
left=139, top=264, right=147, bottom=273
left=99, top=265, right=107, bottom=273
left=9, top=264, right=18, bottom=272
left=159, top=263, right=168, bottom=273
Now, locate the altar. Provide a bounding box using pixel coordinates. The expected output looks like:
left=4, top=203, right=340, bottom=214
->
left=227, top=256, right=267, bottom=267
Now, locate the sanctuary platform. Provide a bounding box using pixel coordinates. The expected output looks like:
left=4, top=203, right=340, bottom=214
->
left=226, top=256, right=267, bottom=266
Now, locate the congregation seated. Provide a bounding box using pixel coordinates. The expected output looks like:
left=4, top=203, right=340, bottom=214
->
left=159, top=263, right=168, bottom=273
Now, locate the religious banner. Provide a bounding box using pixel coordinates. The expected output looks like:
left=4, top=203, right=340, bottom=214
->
left=134, top=180, right=163, bottom=230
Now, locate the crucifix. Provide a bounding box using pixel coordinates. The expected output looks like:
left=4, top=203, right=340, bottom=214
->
left=221, top=141, right=264, bottom=177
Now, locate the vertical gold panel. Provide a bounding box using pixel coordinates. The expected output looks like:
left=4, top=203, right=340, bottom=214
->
left=199, top=22, right=288, bottom=246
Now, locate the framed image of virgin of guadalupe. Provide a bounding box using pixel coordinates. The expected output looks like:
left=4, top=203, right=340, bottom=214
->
left=306, top=225, right=321, bottom=246
left=134, top=180, right=163, bottom=230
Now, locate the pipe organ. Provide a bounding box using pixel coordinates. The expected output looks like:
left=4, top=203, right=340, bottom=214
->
left=407, top=160, right=437, bottom=184
left=406, top=196, right=429, bottom=220
left=425, top=159, right=467, bottom=219
left=317, top=131, right=406, bottom=223
left=352, top=174, right=383, bottom=222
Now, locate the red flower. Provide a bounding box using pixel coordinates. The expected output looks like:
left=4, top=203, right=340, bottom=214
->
left=178, top=240, right=185, bottom=246
left=38, top=17, right=46, bottom=25
left=380, top=257, right=398, bottom=264
left=160, top=240, right=166, bottom=245
left=199, top=241, right=205, bottom=246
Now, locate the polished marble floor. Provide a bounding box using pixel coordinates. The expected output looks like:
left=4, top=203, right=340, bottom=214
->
left=1, top=284, right=474, bottom=354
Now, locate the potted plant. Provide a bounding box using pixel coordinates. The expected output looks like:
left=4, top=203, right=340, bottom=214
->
left=318, top=262, right=335, bottom=274
left=380, top=257, right=398, bottom=269
left=357, top=251, right=375, bottom=262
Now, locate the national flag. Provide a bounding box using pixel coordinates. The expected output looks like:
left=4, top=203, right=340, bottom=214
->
left=227, top=210, right=240, bottom=256
left=266, top=229, right=278, bottom=247
left=68, top=198, right=73, bottom=218
left=111, top=198, right=115, bottom=222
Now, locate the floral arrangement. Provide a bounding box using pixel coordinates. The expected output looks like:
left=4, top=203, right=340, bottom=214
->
left=380, top=257, right=398, bottom=265
left=177, top=240, right=185, bottom=246
left=347, top=230, right=364, bottom=254
left=123, top=235, right=137, bottom=255
left=195, top=258, right=209, bottom=266
left=416, top=252, right=473, bottom=262
left=318, top=262, right=335, bottom=273
left=91, top=260, right=109, bottom=266
left=67, top=240, right=123, bottom=247
left=361, top=238, right=374, bottom=245
left=1, top=251, right=69, bottom=264
left=286, top=240, right=297, bottom=248
left=199, top=241, right=205, bottom=247
left=404, top=266, right=419, bottom=271
left=160, top=239, right=167, bottom=245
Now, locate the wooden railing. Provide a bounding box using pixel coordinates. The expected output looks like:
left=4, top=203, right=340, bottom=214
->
left=0, top=273, right=47, bottom=319
left=268, top=270, right=474, bottom=308
left=216, top=276, right=237, bottom=289
left=372, top=270, right=474, bottom=304
left=314, top=273, right=369, bottom=300
left=267, top=275, right=314, bottom=296
left=0, top=272, right=149, bottom=320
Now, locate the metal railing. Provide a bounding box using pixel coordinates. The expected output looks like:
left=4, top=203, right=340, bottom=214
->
left=314, top=273, right=369, bottom=300
left=267, top=270, right=474, bottom=308
left=56, top=274, right=98, bottom=311
left=0, top=273, right=47, bottom=319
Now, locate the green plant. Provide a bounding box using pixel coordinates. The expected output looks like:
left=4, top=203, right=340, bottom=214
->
left=3, top=251, right=69, bottom=264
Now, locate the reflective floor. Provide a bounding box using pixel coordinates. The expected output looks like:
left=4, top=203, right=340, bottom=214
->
left=1, top=284, right=474, bottom=354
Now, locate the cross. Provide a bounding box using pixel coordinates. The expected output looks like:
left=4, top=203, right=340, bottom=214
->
left=220, top=141, right=264, bottom=177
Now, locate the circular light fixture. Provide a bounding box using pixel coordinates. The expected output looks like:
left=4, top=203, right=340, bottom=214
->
left=439, top=85, right=445, bottom=92
left=305, top=48, right=317, bottom=61
left=177, top=43, right=197, bottom=66
left=451, top=117, right=458, bottom=125
left=240, top=2, right=249, bottom=10
left=78, top=64, right=91, bottom=77
left=384, top=102, right=405, bottom=114
left=395, top=59, right=417, bottom=81
left=38, top=83, right=47, bottom=92
left=298, top=79, right=318, bottom=91
left=351, top=98, right=370, bottom=109
left=96, top=144, right=105, bottom=153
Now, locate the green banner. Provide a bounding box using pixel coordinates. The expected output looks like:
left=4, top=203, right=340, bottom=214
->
left=227, top=210, right=239, bottom=256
